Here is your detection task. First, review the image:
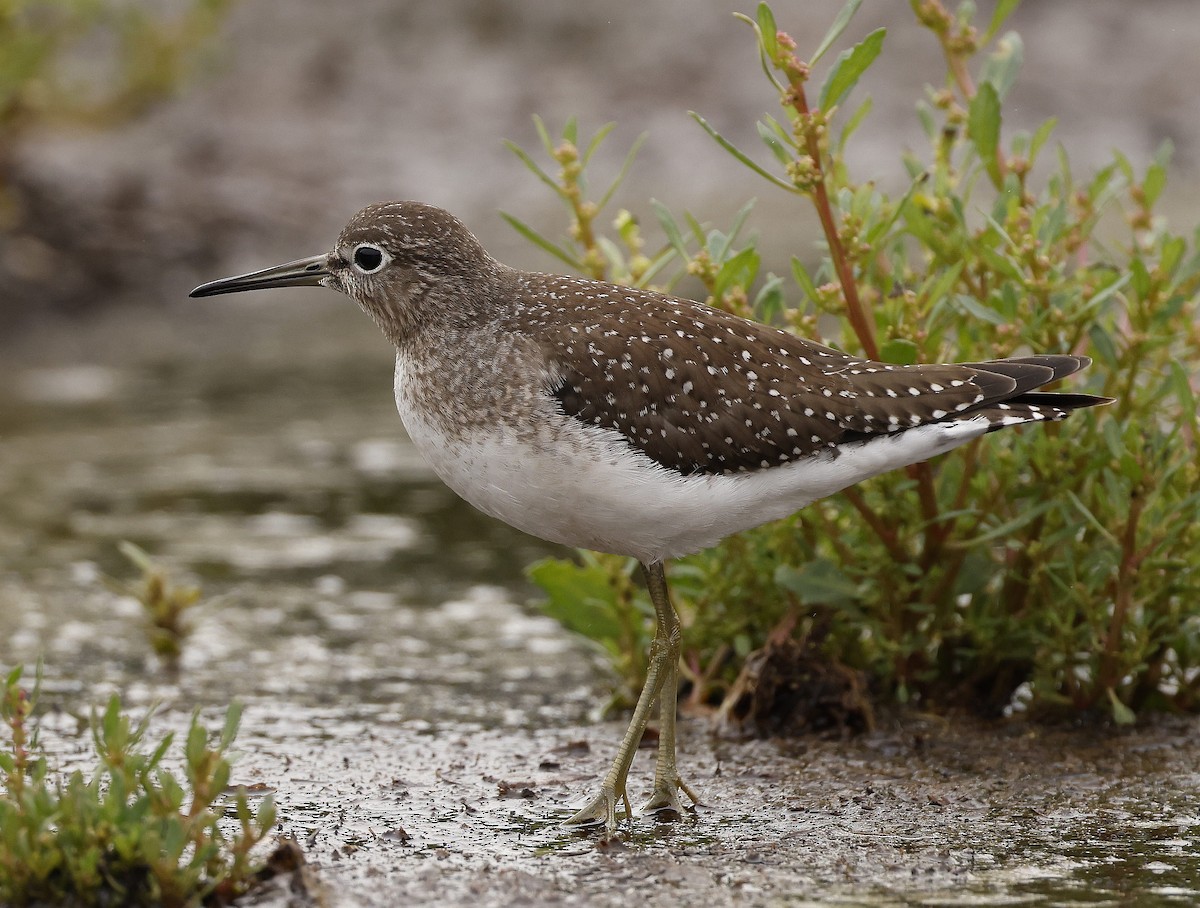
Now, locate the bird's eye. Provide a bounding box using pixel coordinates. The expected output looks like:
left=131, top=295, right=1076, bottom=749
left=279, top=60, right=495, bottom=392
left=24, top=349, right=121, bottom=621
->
left=352, top=244, right=387, bottom=274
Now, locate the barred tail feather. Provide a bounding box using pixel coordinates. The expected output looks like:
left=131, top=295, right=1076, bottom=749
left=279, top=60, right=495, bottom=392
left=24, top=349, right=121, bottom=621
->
left=974, top=391, right=1113, bottom=431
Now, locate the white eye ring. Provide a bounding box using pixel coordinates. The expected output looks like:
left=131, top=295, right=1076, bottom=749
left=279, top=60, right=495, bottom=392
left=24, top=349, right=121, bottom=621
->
left=351, top=243, right=390, bottom=275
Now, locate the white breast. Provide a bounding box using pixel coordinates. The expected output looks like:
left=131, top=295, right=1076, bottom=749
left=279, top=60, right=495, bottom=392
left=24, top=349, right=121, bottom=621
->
left=393, top=355, right=991, bottom=564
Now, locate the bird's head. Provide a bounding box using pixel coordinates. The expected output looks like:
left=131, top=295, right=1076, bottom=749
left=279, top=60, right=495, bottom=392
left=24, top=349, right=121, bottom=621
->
left=190, top=201, right=500, bottom=344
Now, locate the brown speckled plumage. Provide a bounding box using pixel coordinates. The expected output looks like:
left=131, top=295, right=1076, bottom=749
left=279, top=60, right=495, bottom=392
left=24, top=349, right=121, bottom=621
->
left=506, top=272, right=1090, bottom=475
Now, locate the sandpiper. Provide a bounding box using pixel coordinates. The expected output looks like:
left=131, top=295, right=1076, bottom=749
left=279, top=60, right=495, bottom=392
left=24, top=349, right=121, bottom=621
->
left=191, top=200, right=1108, bottom=835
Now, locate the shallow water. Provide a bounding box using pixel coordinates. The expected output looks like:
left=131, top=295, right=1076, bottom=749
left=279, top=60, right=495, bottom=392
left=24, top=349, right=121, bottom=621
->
left=2, top=301, right=1198, bottom=906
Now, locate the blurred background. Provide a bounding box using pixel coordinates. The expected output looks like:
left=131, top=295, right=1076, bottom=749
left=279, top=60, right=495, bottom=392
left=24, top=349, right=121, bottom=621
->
left=2, top=0, right=1199, bottom=337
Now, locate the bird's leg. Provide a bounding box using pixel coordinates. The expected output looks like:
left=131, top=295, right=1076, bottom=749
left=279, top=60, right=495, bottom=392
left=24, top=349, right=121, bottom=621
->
left=564, top=560, right=676, bottom=835
left=640, top=560, right=702, bottom=816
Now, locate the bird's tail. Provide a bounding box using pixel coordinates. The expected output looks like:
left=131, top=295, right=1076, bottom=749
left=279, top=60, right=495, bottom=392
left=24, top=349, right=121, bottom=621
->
left=961, top=355, right=1112, bottom=430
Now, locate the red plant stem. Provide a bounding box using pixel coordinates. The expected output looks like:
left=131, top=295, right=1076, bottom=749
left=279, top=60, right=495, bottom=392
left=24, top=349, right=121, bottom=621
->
left=789, top=82, right=879, bottom=361
left=1101, top=487, right=1146, bottom=690
left=841, top=487, right=907, bottom=562
left=789, top=75, right=947, bottom=536
left=782, top=32, right=947, bottom=575
left=944, top=46, right=976, bottom=102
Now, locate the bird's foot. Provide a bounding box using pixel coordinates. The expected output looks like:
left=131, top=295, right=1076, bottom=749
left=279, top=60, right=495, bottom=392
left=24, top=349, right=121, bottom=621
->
left=564, top=785, right=633, bottom=837
left=641, top=772, right=702, bottom=819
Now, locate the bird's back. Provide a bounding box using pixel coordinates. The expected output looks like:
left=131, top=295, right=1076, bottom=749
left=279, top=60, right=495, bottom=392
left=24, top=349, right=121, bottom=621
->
left=508, top=272, right=1102, bottom=477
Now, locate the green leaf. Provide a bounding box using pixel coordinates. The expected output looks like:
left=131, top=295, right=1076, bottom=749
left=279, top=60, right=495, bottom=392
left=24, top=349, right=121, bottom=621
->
left=1169, top=360, right=1197, bottom=423
left=714, top=246, right=761, bottom=298
left=562, top=116, right=578, bottom=147
left=118, top=540, right=155, bottom=572
left=684, top=211, right=708, bottom=245
left=1130, top=256, right=1151, bottom=299
left=499, top=212, right=584, bottom=271
left=1085, top=270, right=1131, bottom=313
left=581, top=122, right=616, bottom=167
left=102, top=696, right=122, bottom=747
left=1088, top=324, right=1119, bottom=368
left=1107, top=688, right=1136, bottom=726
left=1160, top=235, right=1186, bottom=278
left=532, top=114, right=554, bottom=157
left=916, top=100, right=937, bottom=142
left=1143, top=161, right=1167, bottom=208
left=258, top=794, right=278, bottom=829
left=865, top=172, right=926, bottom=244
left=980, top=32, right=1023, bottom=100
left=597, top=131, right=647, bottom=210
left=716, top=198, right=757, bottom=260
left=818, top=27, right=885, bottom=111
left=185, top=716, right=206, bottom=768
left=790, top=256, right=821, bottom=302
left=596, top=236, right=627, bottom=274
left=705, top=229, right=728, bottom=261
left=735, top=10, right=787, bottom=92
left=651, top=199, right=690, bottom=260
left=879, top=337, right=919, bottom=365
left=953, top=293, right=1007, bottom=326
left=158, top=771, right=185, bottom=811
left=985, top=0, right=1022, bottom=40
left=1100, top=417, right=1126, bottom=462
left=212, top=760, right=231, bottom=796
left=638, top=248, right=679, bottom=288
left=220, top=702, right=242, bottom=750
left=920, top=260, right=965, bottom=307
left=761, top=113, right=795, bottom=145
left=1028, top=117, right=1057, bottom=164
left=757, top=120, right=792, bottom=165
left=527, top=558, right=623, bottom=646
left=1153, top=137, right=1175, bottom=170
left=811, top=0, right=863, bottom=66
left=968, top=81, right=1002, bottom=186
left=774, top=560, right=858, bottom=606
left=148, top=732, right=174, bottom=770
left=837, top=95, right=874, bottom=153
left=756, top=2, right=778, bottom=61
left=502, top=140, right=563, bottom=196
left=690, top=111, right=798, bottom=192
left=953, top=501, right=1054, bottom=547
left=1037, top=198, right=1068, bottom=246
left=1112, top=149, right=1134, bottom=183
left=754, top=274, right=785, bottom=322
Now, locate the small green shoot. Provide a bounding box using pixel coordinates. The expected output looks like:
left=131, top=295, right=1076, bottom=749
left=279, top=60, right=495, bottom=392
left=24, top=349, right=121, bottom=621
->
left=112, top=542, right=201, bottom=671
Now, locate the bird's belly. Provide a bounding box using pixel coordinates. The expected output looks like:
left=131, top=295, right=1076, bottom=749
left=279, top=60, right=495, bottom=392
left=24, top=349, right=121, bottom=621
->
left=395, top=387, right=694, bottom=560
left=394, top=364, right=991, bottom=563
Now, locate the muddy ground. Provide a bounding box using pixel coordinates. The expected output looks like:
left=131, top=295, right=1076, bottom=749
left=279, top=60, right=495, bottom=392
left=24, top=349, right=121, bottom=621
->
left=232, top=711, right=1200, bottom=907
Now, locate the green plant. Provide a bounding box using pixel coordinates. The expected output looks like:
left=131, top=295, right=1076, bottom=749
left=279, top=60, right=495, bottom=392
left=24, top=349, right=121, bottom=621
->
left=0, top=0, right=233, bottom=126
left=112, top=541, right=202, bottom=671
left=510, top=0, right=1200, bottom=723
left=0, top=0, right=232, bottom=185
left=0, top=665, right=276, bottom=906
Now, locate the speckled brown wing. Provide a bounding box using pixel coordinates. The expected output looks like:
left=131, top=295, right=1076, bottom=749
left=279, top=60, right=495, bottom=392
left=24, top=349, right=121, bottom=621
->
left=515, top=274, right=1084, bottom=476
